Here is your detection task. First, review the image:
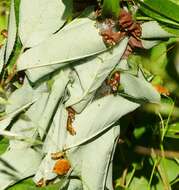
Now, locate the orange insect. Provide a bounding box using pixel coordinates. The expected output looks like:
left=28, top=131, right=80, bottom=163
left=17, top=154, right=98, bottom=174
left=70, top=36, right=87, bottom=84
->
left=53, top=159, right=71, bottom=176
left=36, top=178, right=47, bottom=187
left=154, top=85, right=170, bottom=96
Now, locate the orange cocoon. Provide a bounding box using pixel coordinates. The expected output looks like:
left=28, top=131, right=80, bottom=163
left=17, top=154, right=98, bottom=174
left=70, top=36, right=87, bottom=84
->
left=53, top=159, right=71, bottom=175
left=154, top=85, right=170, bottom=96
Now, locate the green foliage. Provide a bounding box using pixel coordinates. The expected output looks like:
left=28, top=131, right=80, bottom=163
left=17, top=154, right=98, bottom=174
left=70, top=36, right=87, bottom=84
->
left=0, top=0, right=9, bottom=44
left=0, top=137, right=9, bottom=155
left=102, top=0, right=120, bottom=18
left=7, top=178, right=66, bottom=190
left=142, top=0, right=179, bottom=23
left=138, top=0, right=179, bottom=36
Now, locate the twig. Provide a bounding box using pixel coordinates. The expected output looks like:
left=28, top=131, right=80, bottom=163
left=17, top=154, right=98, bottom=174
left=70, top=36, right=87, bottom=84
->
left=134, top=145, right=179, bottom=159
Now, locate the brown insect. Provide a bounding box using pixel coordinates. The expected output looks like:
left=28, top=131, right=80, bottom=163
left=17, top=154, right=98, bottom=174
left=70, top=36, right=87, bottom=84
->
left=100, top=9, right=143, bottom=57
left=107, top=71, right=121, bottom=92
left=51, top=151, right=65, bottom=160
left=100, top=28, right=125, bottom=46
left=53, top=159, right=71, bottom=176
left=66, top=107, right=76, bottom=136
left=1, top=29, right=8, bottom=38
left=36, top=178, right=47, bottom=187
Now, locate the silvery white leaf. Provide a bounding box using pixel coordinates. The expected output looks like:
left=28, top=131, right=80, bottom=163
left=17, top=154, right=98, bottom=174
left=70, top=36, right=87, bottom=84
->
left=0, top=45, right=5, bottom=73
left=65, top=70, right=94, bottom=113
left=120, top=72, right=160, bottom=103
left=5, top=0, right=16, bottom=63
left=141, top=39, right=160, bottom=49
left=9, top=92, right=49, bottom=149
left=141, top=21, right=174, bottom=39
left=66, top=95, right=139, bottom=149
left=0, top=100, right=36, bottom=130
left=5, top=79, right=49, bottom=148
left=0, top=80, right=46, bottom=130
left=67, top=125, right=120, bottom=190
left=6, top=78, right=47, bottom=114
left=0, top=129, right=22, bottom=138
left=116, top=59, right=129, bottom=70
left=38, top=69, right=70, bottom=138
left=65, top=38, right=128, bottom=113
left=33, top=153, right=57, bottom=184
left=19, top=0, right=68, bottom=47
left=24, top=17, right=103, bottom=83
left=34, top=104, right=68, bottom=183
left=104, top=137, right=119, bottom=190
left=105, top=161, right=113, bottom=190
left=81, top=130, right=119, bottom=190
left=43, top=104, right=68, bottom=153
left=25, top=64, right=62, bottom=83
left=8, top=120, right=37, bottom=149
left=65, top=179, right=83, bottom=190
left=0, top=148, right=42, bottom=190
left=17, top=18, right=107, bottom=71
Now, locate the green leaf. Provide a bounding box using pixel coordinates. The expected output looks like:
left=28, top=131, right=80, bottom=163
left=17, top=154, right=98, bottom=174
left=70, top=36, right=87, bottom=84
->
left=0, top=138, right=9, bottom=155
left=6, top=38, right=22, bottom=73
left=164, top=123, right=179, bottom=139
left=160, top=24, right=179, bottom=36
left=102, top=0, right=120, bottom=18
left=141, top=0, right=179, bottom=23
left=133, top=127, right=146, bottom=139
left=159, top=158, right=179, bottom=183
left=7, top=178, right=64, bottom=190
left=127, top=177, right=149, bottom=190
left=139, top=2, right=179, bottom=28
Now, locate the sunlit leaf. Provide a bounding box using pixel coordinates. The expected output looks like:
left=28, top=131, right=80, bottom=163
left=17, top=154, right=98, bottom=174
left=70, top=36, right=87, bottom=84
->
left=67, top=125, right=120, bottom=190
left=66, top=38, right=128, bottom=113
left=19, top=0, right=68, bottom=47
left=17, top=18, right=107, bottom=71
left=120, top=72, right=161, bottom=103
left=141, top=21, right=174, bottom=39
left=66, top=95, right=139, bottom=148
left=37, top=69, right=70, bottom=138
left=0, top=148, right=42, bottom=190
